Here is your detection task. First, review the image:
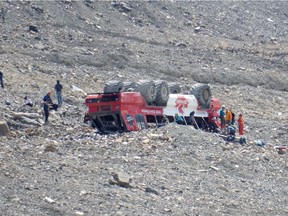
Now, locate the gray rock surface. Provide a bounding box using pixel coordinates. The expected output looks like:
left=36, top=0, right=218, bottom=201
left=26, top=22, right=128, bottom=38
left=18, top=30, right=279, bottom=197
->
left=0, top=1, right=287, bottom=216
left=0, top=120, right=10, bottom=136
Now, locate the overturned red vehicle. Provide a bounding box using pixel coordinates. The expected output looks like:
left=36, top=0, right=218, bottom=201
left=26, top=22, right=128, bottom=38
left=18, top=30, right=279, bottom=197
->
left=84, top=80, right=221, bottom=133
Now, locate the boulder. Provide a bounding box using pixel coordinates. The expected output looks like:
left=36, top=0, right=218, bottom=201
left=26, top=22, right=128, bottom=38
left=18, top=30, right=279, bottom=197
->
left=109, top=171, right=133, bottom=188
left=29, top=25, right=38, bottom=33
left=118, top=2, right=132, bottom=12
left=17, top=116, right=42, bottom=126
left=145, top=187, right=159, bottom=195
left=44, top=144, right=58, bottom=152
left=12, top=112, right=40, bottom=119
left=0, top=120, right=10, bottom=136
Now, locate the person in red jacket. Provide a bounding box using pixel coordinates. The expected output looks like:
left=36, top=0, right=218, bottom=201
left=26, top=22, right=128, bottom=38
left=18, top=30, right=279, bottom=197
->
left=237, top=114, right=244, bottom=136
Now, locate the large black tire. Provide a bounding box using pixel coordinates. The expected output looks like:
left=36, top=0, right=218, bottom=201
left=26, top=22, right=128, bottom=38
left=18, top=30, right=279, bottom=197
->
left=103, top=80, right=124, bottom=93
left=154, top=80, right=169, bottom=106
left=135, top=80, right=157, bottom=104
left=189, top=83, right=212, bottom=109
left=122, top=81, right=136, bottom=92
left=168, top=82, right=181, bottom=94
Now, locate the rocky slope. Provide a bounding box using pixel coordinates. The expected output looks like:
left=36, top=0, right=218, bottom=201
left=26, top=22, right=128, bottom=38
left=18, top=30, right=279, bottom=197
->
left=0, top=1, right=287, bottom=215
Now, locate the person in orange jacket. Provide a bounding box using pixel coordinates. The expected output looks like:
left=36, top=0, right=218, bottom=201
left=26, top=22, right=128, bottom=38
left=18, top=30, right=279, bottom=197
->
left=225, top=108, right=232, bottom=125
left=237, top=113, right=244, bottom=136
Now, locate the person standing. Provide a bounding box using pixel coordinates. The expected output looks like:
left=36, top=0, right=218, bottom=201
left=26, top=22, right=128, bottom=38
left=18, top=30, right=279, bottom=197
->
left=219, top=106, right=225, bottom=128
left=161, top=115, right=169, bottom=126
left=231, top=110, right=235, bottom=125
left=188, top=111, right=197, bottom=128
left=209, top=117, right=218, bottom=133
left=0, top=71, right=4, bottom=88
left=225, top=108, right=232, bottom=125
left=43, top=101, right=49, bottom=124
left=54, top=80, right=63, bottom=107
left=237, top=113, right=244, bottom=136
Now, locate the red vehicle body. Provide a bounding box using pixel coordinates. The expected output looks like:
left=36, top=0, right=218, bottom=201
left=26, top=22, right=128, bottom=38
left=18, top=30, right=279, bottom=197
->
left=84, top=91, right=221, bottom=133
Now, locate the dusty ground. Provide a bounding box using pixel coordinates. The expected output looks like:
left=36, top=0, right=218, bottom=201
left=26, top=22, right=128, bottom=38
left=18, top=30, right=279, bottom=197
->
left=0, top=1, right=287, bottom=216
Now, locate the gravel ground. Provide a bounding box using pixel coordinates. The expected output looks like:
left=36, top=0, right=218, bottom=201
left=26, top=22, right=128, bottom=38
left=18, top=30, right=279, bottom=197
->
left=0, top=1, right=287, bottom=216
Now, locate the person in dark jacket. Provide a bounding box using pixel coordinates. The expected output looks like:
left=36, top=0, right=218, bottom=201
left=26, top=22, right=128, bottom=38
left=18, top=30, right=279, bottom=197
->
left=43, top=101, right=49, bottom=124
left=231, top=110, right=235, bottom=125
left=0, top=71, right=4, bottom=88
left=54, top=80, right=63, bottom=107
left=209, top=117, right=218, bottom=133
left=187, top=111, right=197, bottom=128
left=161, top=115, right=169, bottom=125
left=43, top=92, right=58, bottom=111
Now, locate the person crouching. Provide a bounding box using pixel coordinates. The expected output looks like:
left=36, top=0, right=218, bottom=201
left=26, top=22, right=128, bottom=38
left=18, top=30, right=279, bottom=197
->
left=43, top=92, right=58, bottom=111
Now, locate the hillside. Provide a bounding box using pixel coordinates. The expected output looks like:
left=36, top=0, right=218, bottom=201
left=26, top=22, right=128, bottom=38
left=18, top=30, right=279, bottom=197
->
left=0, top=1, right=287, bottom=215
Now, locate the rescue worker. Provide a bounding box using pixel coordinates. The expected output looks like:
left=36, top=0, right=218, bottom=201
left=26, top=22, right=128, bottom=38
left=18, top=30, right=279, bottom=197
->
left=209, top=117, right=218, bottom=133
left=225, top=108, right=232, bottom=126
left=43, top=92, right=58, bottom=111
left=175, top=113, right=185, bottom=125
left=188, top=111, right=197, bottom=128
left=83, top=112, right=91, bottom=124
left=0, top=71, right=4, bottom=88
left=227, top=125, right=236, bottom=136
left=161, top=115, right=169, bottom=125
left=43, top=101, right=49, bottom=124
left=231, top=110, right=235, bottom=125
left=54, top=80, right=63, bottom=107
left=237, top=113, right=244, bottom=136
left=219, top=106, right=225, bottom=128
